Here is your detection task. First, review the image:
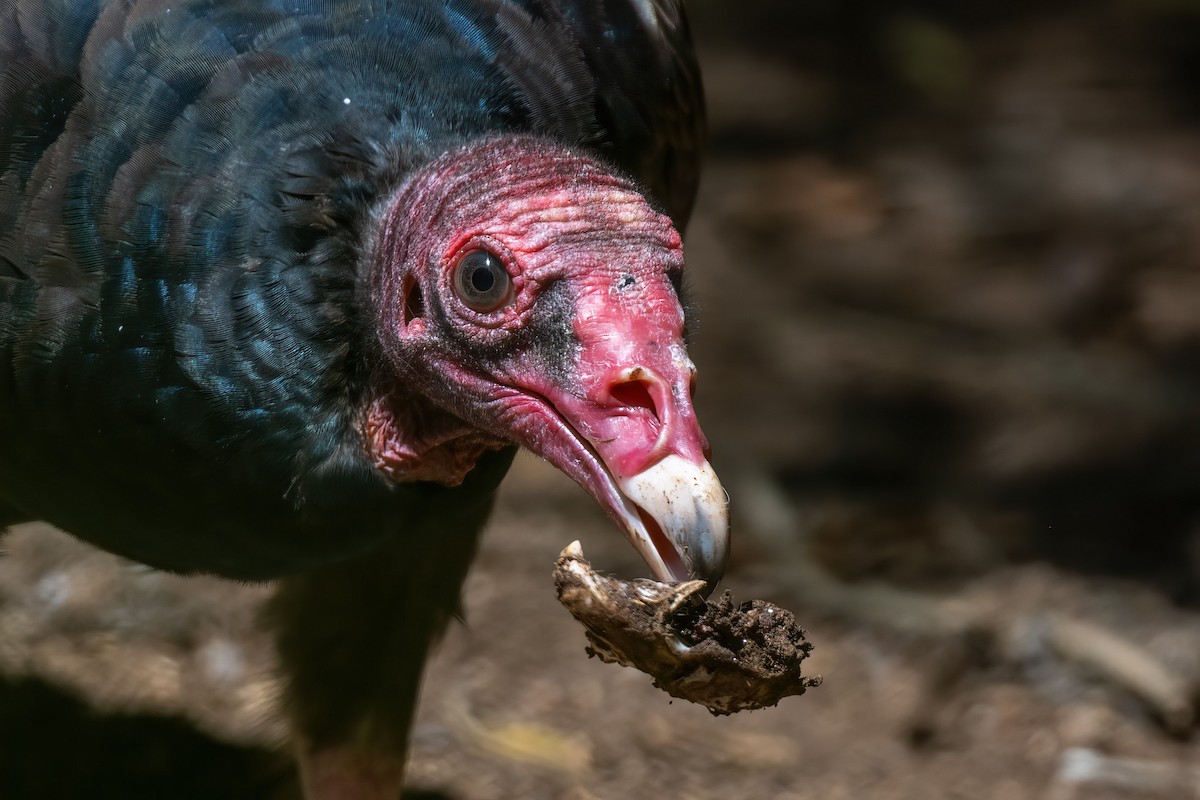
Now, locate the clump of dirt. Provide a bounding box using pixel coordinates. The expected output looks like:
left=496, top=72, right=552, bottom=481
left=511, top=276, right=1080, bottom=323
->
left=553, top=541, right=821, bottom=714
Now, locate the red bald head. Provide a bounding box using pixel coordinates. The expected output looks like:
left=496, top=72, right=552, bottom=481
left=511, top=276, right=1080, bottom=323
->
left=365, top=136, right=727, bottom=589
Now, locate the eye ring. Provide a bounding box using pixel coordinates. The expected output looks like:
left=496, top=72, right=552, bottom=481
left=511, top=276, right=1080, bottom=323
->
left=451, top=248, right=513, bottom=313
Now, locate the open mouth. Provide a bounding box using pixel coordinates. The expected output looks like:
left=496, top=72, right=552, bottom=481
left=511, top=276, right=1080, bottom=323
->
left=508, top=390, right=727, bottom=589
left=636, top=505, right=690, bottom=582
left=545, top=400, right=694, bottom=581
left=615, top=453, right=728, bottom=590
left=603, top=478, right=692, bottom=584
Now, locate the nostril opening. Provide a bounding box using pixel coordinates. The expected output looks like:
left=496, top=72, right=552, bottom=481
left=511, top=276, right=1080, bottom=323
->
left=611, top=379, right=659, bottom=421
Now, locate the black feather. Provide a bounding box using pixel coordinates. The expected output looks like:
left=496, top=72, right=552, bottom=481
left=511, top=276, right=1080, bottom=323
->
left=0, top=0, right=702, bottom=577
left=0, top=3, right=706, bottom=790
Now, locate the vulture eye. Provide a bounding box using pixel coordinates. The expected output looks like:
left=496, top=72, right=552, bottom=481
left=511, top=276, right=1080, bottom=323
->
left=452, top=249, right=512, bottom=312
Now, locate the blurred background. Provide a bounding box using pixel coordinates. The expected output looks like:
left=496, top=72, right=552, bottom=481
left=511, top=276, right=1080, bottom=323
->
left=4, top=1, right=1200, bottom=798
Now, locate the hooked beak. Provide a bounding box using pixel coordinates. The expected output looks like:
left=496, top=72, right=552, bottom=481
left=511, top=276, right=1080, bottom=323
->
left=614, top=453, right=729, bottom=590
left=514, top=362, right=730, bottom=593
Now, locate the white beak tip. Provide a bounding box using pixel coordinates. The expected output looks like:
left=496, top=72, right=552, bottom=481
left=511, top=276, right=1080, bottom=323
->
left=617, top=455, right=730, bottom=590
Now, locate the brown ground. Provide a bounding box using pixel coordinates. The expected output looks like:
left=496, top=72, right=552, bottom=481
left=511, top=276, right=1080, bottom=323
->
left=3, top=463, right=1199, bottom=800
left=5, top=3, right=1200, bottom=799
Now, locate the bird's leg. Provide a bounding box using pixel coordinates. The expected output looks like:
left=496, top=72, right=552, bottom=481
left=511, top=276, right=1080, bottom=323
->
left=290, top=746, right=405, bottom=800
left=270, top=518, right=482, bottom=799
left=268, top=451, right=514, bottom=800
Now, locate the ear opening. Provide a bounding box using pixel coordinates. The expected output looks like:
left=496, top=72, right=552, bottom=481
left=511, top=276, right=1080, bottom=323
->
left=402, top=274, right=425, bottom=327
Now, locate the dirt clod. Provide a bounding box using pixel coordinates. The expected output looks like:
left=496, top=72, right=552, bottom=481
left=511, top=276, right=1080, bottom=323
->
left=553, top=541, right=821, bottom=714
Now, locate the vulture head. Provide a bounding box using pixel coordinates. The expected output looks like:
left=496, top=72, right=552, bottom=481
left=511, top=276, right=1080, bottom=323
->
left=364, top=136, right=728, bottom=589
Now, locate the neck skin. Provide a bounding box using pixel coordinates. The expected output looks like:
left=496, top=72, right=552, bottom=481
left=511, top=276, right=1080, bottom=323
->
left=361, top=387, right=505, bottom=486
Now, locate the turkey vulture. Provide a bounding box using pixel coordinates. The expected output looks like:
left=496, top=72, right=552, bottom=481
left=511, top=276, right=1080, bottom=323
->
left=0, top=0, right=725, bottom=796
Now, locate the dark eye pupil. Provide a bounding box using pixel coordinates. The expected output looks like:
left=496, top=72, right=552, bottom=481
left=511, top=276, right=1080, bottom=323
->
left=469, top=265, right=495, bottom=293
left=453, top=249, right=512, bottom=312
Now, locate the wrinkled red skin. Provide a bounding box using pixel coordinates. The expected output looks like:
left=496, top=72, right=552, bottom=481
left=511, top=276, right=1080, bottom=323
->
left=362, top=393, right=503, bottom=485
left=364, top=136, right=710, bottom=499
